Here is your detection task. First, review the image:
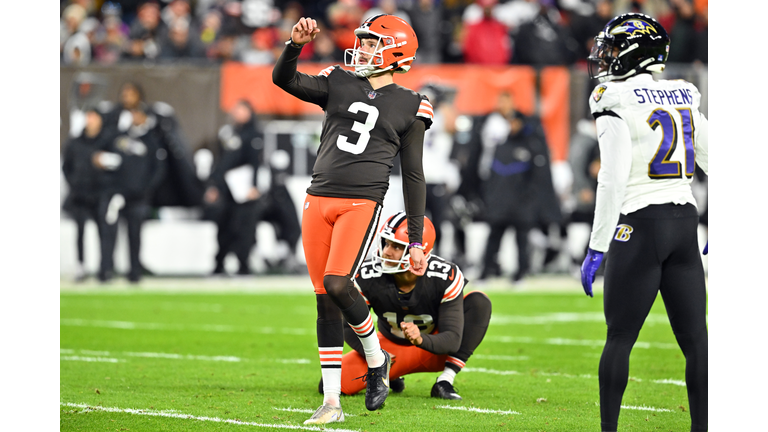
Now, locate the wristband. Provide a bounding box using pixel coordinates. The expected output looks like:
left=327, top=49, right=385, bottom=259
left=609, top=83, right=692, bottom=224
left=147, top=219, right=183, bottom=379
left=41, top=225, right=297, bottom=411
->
left=408, top=242, right=425, bottom=250
left=285, top=38, right=302, bottom=48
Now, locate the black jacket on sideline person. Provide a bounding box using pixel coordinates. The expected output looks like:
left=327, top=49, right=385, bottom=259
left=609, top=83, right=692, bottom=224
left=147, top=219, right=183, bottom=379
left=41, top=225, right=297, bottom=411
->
left=95, top=109, right=166, bottom=283
left=62, top=116, right=117, bottom=278
left=103, top=100, right=204, bottom=207
left=205, top=103, right=266, bottom=275
left=62, top=128, right=112, bottom=212
left=477, top=113, right=561, bottom=226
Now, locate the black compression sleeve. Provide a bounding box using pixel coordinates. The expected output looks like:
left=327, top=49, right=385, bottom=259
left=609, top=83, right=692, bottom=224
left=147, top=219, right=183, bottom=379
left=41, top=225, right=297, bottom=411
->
left=400, top=120, right=426, bottom=244
left=419, top=295, right=464, bottom=354
left=271, top=44, right=330, bottom=107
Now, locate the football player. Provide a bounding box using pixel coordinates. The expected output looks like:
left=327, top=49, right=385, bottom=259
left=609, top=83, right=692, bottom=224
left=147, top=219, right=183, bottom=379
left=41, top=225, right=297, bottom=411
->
left=272, top=15, right=432, bottom=424
left=580, top=13, right=708, bottom=432
left=322, top=212, right=491, bottom=400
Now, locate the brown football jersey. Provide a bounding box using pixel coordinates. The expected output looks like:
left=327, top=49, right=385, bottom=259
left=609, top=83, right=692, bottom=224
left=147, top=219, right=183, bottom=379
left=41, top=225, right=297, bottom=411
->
left=273, top=44, right=431, bottom=241
left=306, top=65, right=433, bottom=203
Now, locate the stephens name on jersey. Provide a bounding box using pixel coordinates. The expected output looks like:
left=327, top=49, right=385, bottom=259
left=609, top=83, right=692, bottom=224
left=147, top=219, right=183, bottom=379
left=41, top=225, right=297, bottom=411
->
left=353, top=254, right=465, bottom=348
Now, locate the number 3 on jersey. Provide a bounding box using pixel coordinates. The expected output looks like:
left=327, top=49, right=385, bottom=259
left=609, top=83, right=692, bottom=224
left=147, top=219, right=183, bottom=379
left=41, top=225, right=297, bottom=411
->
left=647, top=108, right=695, bottom=179
left=337, top=102, right=380, bottom=155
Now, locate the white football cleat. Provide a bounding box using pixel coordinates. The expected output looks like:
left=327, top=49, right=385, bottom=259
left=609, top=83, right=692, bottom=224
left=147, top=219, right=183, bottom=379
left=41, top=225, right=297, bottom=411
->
left=303, top=404, right=345, bottom=425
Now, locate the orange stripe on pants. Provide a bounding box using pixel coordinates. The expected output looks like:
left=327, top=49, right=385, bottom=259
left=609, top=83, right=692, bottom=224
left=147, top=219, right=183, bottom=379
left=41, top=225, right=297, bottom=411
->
left=301, top=195, right=380, bottom=294
left=340, top=332, right=447, bottom=395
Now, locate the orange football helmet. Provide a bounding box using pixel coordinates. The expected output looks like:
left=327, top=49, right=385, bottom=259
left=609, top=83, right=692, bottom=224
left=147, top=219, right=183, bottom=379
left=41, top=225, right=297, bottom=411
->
left=374, top=211, right=436, bottom=274
left=344, top=14, right=419, bottom=77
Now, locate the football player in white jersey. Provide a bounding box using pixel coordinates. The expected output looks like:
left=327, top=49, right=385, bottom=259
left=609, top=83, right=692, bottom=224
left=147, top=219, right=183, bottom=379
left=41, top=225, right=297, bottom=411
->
left=579, top=13, right=708, bottom=432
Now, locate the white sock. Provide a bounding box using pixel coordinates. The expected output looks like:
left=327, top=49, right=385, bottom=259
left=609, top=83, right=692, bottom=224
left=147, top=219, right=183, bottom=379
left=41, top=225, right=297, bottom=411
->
left=348, top=314, right=385, bottom=367
left=437, top=368, right=457, bottom=385
left=321, top=368, right=341, bottom=407
left=319, top=347, right=342, bottom=407
left=359, top=335, right=385, bottom=367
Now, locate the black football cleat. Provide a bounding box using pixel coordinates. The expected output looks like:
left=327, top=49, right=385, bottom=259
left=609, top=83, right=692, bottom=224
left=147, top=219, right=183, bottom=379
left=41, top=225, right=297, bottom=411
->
left=390, top=376, right=405, bottom=393
left=361, top=350, right=390, bottom=410
left=431, top=379, right=462, bottom=400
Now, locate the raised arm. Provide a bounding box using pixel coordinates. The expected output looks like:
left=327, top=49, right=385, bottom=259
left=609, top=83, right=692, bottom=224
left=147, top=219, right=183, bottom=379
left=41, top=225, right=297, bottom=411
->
left=272, top=17, right=330, bottom=108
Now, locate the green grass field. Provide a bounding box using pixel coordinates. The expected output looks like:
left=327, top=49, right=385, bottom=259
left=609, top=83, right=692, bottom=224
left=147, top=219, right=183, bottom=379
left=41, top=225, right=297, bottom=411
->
left=60, top=276, right=699, bottom=431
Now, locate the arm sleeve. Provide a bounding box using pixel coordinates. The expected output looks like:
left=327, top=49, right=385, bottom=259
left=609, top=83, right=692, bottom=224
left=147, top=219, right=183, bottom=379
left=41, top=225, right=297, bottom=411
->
left=399, top=119, right=426, bottom=244
left=694, top=112, right=708, bottom=176
left=418, top=294, right=464, bottom=355
left=588, top=115, right=633, bottom=252
left=272, top=44, right=330, bottom=108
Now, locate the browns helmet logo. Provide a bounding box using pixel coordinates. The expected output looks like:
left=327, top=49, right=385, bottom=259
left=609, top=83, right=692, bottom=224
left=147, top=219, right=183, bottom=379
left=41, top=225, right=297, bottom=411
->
left=610, top=19, right=658, bottom=36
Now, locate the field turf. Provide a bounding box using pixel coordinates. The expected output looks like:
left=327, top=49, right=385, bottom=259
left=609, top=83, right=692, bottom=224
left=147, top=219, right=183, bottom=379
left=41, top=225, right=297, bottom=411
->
left=60, top=276, right=699, bottom=431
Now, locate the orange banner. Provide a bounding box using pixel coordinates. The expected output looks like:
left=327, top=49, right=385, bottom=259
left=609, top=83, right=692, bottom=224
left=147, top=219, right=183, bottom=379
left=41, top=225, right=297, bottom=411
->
left=220, top=62, right=569, bottom=160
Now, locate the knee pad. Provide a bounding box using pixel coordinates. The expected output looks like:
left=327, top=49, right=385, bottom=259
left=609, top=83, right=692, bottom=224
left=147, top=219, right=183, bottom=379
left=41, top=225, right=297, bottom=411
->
left=323, top=275, right=351, bottom=299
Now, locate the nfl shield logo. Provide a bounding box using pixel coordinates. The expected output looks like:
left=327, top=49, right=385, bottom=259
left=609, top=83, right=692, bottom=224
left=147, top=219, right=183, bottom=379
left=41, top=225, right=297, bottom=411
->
left=367, top=91, right=378, bottom=100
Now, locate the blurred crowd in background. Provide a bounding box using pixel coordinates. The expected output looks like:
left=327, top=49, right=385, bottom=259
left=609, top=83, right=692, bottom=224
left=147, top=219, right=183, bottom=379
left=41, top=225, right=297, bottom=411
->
left=60, top=0, right=708, bottom=66
left=60, top=0, right=708, bottom=284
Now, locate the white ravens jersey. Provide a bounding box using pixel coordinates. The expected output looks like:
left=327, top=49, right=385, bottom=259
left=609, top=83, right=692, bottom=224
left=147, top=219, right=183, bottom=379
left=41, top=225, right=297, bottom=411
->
left=588, top=73, right=709, bottom=251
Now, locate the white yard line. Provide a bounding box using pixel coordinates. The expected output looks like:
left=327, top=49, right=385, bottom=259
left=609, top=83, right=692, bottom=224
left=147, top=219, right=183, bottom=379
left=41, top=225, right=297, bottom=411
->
left=273, top=407, right=356, bottom=417
left=435, top=405, right=521, bottom=415
left=472, top=355, right=529, bottom=361
left=463, top=367, right=684, bottom=387
left=652, top=379, right=686, bottom=387
left=60, top=403, right=360, bottom=432
left=490, top=312, right=670, bottom=326
left=463, top=367, right=521, bottom=376
left=60, top=356, right=124, bottom=363
left=620, top=404, right=674, bottom=412
left=123, top=352, right=243, bottom=362
left=60, top=348, right=311, bottom=365
left=60, top=319, right=313, bottom=336
left=486, top=335, right=679, bottom=350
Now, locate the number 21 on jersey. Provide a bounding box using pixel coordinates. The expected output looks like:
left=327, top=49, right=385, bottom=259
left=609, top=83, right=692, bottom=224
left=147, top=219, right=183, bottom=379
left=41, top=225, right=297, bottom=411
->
left=647, top=107, right=695, bottom=179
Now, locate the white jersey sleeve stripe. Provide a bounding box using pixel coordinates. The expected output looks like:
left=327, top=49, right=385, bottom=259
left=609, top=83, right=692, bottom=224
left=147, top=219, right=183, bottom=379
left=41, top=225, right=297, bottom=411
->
left=318, top=66, right=334, bottom=77
left=417, top=101, right=434, bottom=120
left=353, top=279, right=370, bottom=306
left=441, top=270, right=465, bottom=303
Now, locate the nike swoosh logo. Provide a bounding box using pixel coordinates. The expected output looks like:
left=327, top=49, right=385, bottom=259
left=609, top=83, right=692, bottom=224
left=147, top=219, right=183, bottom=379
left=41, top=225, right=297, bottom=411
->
left=352, top=203, right=366, bottom=206
left=598, top=131, right=606, bottom=138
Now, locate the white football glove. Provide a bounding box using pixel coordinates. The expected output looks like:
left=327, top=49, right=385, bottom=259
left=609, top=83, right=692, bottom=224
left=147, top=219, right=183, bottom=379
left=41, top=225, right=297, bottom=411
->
left=99, top=152, right=123, bottom=170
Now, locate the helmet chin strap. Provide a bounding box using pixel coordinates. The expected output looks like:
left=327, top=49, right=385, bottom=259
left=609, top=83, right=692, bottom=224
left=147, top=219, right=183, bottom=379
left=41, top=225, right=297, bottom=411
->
left=355, top=65, right=395, bottom=78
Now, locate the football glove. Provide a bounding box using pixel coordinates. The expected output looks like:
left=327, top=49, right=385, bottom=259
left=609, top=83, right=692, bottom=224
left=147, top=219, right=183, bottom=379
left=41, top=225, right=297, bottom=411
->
left=703, top=242, right=708, bottom=255
left=580, top=248, right=604, bottom=298
left=98, top=152, right=122, bottom=170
